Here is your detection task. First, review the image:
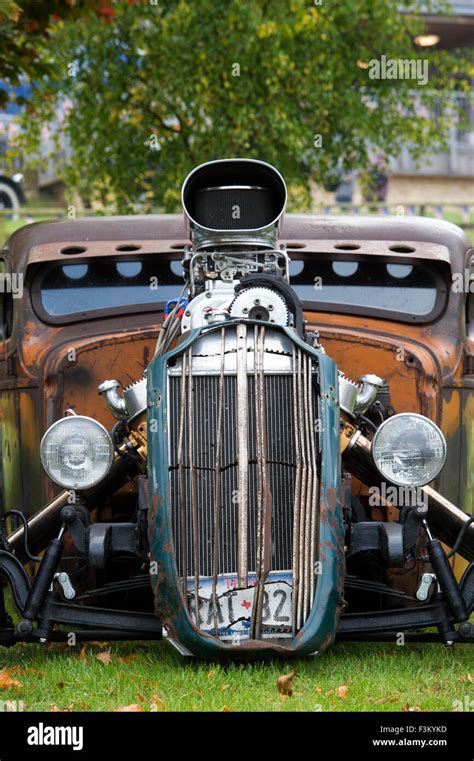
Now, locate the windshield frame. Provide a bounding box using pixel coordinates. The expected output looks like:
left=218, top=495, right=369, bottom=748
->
left=30, top=253, right=185, bottom=325
left=29, top=251, right=450, bottom=326
left=291, top=252, right=449, bottom=324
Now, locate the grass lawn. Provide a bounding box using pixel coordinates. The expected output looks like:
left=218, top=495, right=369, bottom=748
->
left=0, top=638, right=472, bottom=712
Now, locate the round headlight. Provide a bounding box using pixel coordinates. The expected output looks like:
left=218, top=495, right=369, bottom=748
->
left=372, top=413, right=446, bottom=487
left=40, top=416, right=114, bottom=490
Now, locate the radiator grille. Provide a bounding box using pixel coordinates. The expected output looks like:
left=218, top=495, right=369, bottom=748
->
left=169, top=374, right=298, bottom=575
left=166, top=324, right=321, bottom=638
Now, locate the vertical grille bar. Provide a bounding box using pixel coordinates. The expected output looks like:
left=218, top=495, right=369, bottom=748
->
left=236, top=323, right=249, bottom=588
left=251, top=326, right=272, bottom=639
left=302, top=353, right=313, bottom=620
left=211, top=329, right=225, bottom=633
left=308, top=354, right=319, bottom=605
left=178, top=351, right=188, bottom=599
left=291, top=346, right=302, bottom=637
left=296, top=348, right=308, bottom=631
left=187, top=346, right=200, bottom=624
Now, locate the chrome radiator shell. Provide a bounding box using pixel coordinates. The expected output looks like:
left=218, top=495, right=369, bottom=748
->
left=147, top=321, right=345, bottom=658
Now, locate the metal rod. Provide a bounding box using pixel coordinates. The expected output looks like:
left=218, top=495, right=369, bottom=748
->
left=308, top=357, right=319, bottom=606
left=236, top=323, right=249, bottom=589
left=211, top=328, right=225, bottom=634
left=302, top=353, right=313, bottom=621
left=297, top=348, right=308, bottom=631
left=291, top=346, right=302, bottom=636
left=177, top=351, right=188, bottom=600
left=251, top=326, right=262, bottom=637
left=187, top=347, right=200, bottom=625
left=252, top=326, right=272, bottom=640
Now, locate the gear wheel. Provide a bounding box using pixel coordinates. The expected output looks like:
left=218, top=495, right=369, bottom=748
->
left=229, top=286, right=290, bottom=326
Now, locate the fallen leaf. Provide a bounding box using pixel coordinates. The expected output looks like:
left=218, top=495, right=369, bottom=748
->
left=222, top=706, right=232, bottom=712
left=95, top=651, right=112, bottom=665
left=79, top=645, right=87, bottom=661
left=24, top=668, right=43, bottom=677
left=369, top=690, right=401, bottom=703
left=337, top=685, right=349, bottom=699
left=115, top=704, right=145, bottom=712
left=0, top=669, right=22, bottom=689
left=277, top=672, right=295, bottom=697
left=219, top=684, right=230, bottom=693
left=315, top=687, right=322, bottom=694
left=49, top=705, right=62, bottom=712
left=10, top=666, right=42, bottom=677
left=118, top=654, right=137, bottom=665
left=403, top=704, right=423, bottom=712
left=56, top=682, right=65, bottom=689
left=90, top=641, right=111, bottom=648
left=135, top=693, right=146, bottom=703
left=150, top=695, right=167, bottom=712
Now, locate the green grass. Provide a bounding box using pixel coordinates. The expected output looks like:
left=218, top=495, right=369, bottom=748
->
left=0, top=638, right=472, bottom=712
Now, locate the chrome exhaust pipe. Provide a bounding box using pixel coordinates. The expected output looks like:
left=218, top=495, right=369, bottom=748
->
left=181, top=158, right=287, bottom=250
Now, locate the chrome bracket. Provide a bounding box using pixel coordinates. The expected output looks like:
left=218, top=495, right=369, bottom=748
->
left=416, top=572, right=437, bottom=601
left=54, top=572, right=76, bottom=600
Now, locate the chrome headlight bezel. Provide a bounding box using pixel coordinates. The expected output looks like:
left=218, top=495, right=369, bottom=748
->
left=40, top=415, right=114, bottom=491
left=371, top=412, right=447, bottom=488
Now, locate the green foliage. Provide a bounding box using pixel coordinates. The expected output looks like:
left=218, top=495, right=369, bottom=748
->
left=11, top=0, right=472, bottom=212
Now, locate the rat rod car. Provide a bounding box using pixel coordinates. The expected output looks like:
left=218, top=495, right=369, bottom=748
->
left=0, top=158, right=473, bottom=659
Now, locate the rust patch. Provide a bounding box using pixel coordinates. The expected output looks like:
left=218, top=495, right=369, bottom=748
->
left=326, top=487, right=338, bottom=512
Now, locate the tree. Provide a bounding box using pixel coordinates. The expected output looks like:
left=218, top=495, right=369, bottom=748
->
left=10, top=0, right=471, bottom=211
left=0, top=1, right=109, bottom=108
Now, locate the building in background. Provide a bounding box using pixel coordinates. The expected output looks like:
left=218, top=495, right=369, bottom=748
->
left=387, top=0, right=474, bottom=206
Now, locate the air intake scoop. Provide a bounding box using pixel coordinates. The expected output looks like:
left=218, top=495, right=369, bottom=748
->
left=182, top=158, right=287, bottom=250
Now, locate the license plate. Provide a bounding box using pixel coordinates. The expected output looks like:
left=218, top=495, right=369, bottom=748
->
left=186, top=572, right=293, bottom=640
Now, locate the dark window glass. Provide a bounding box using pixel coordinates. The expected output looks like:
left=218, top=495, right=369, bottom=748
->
left=39, top=257, right=183, bottom=317
left=289, top=257, right=444, bottom=319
